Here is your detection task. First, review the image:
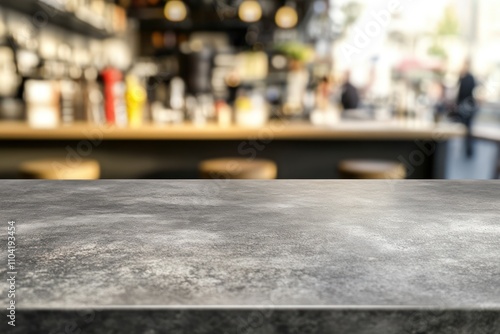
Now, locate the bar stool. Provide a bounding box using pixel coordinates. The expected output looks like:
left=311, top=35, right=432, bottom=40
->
left=338, top=160, right=406, bottom=179
left=19, top=158, right=101, bottom=180
left=199, top=158, right=277, bottom=180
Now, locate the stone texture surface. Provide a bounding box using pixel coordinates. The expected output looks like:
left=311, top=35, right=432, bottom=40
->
left=1, top=180, right=499, bottom=333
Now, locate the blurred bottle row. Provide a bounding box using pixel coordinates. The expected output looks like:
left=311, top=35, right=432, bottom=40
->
left=0, top=3, right=134, bottom=127
left=2, top=0, right=127, bottom=35
left=0, top=1, right=345, bottom=129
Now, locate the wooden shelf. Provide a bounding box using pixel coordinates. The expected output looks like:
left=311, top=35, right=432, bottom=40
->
left=1, top=0, right=114, bottom=39
left=0, top=121, right=466, bottom=141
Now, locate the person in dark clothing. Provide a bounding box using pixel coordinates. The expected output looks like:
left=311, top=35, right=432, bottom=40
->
left=340, top=72, right=360, bottom=110
left=456, top=60, right=477, bottom=158
left=433, top=82, right=449, bottom=123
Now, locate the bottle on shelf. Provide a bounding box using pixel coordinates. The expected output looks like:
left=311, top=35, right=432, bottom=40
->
left=101, top=67, right=127, bottom=126
left=0, top=38, right=23, bottom=120
left=235, top=84, right=268, bottom=127
left=215, top=100, right=232, bottom=128
left=59, top=76, right=77, bottom=125
left=125, top=75, right=146, bottom=127
left=25, top=79, right=60, bottom=128
left=84, top=67, right=105, bottom=125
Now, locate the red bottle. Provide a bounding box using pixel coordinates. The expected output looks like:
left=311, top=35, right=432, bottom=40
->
left=101, top=68, right=123, bottom=125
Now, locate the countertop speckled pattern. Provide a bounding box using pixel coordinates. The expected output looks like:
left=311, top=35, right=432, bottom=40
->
left=1, top=181, right=500, bottom=333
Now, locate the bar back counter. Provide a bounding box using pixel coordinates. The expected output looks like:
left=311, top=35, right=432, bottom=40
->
left=1, top=180, right=499, bottom=333
left=0, top=121, right=465, bottom=179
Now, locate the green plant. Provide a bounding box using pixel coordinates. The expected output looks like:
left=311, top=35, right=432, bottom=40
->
left=275, top=42, right=314, bottom=63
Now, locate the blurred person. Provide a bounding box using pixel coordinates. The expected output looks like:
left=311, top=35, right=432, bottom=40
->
left=456, top=60, right=477, bottom=158
left=340, top=71, right=360, bottom=111
left=431, top=81, right=449, bottom=123
left=316, top=76, right=332, bottom=111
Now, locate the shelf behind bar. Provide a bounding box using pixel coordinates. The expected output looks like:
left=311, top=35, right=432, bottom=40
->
left=1, top=0, right=114, bottom=39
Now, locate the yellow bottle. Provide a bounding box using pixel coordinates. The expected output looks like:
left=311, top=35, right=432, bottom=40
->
left=125, top=75, right=146, bottom=127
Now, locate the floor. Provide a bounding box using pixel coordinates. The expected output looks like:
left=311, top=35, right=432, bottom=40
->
left=446, top=129, right=499, bottom=180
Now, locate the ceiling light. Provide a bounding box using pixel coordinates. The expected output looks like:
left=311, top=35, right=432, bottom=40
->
left=238, top=0, right=263, bottom=23
left=164, top=0, right=188, bottom=22
left=275, top=5, right=298, bottom=29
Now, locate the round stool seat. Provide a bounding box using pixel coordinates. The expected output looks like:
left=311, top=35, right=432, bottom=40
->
left=199, top=158, right=277, bottom=180
left=338, top=160, right=406, bottom=179
left=20, top=159, right=101, bottom=180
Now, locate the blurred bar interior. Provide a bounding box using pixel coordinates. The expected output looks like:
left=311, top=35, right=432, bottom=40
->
left=0, top=0, right=499, bottom=180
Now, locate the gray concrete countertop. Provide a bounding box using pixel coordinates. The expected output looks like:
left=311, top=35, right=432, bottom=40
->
left=1, top=180, right=499, bottom=333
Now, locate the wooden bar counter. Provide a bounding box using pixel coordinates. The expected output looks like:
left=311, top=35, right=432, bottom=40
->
left=0, top=121, right=465, bottom=179
left=0, top=121, right=464, bottom=141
